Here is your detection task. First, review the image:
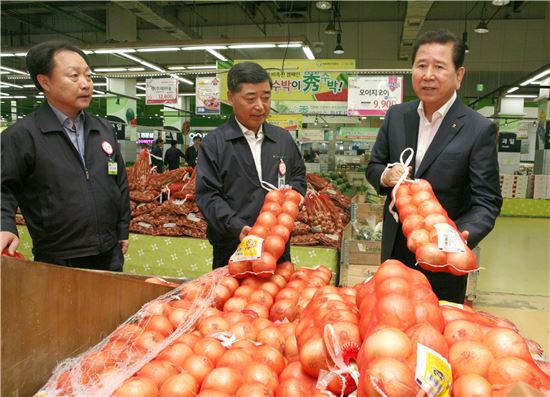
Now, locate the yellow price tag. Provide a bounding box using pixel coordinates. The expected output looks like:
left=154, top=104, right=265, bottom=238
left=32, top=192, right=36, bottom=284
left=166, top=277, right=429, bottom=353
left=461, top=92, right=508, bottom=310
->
left=230, top=235, right=263, bottom=261
left=438, top=300, right=465, bottom=310
left=415, top=343, right=452, bottom=397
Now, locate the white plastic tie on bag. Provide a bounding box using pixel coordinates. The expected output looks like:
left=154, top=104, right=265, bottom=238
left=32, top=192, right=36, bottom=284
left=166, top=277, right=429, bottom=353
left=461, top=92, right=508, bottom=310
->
left=389, top=147, right=415, bottom=223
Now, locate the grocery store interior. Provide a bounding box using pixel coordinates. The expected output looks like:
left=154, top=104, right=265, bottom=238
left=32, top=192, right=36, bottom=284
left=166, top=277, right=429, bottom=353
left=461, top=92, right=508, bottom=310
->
left=1, top=1, right=549, bottom=396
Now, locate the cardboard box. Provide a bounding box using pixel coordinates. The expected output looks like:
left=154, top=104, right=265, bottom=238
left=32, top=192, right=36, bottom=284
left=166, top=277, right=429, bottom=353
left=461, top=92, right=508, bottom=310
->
left=1, top=257, right=173, bottom=397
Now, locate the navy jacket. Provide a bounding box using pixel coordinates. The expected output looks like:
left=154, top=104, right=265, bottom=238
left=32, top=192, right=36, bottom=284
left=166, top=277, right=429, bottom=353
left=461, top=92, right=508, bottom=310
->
left=196, top=117, right=306, bottom=247
left=366, top=98, right=503, bottom=262
left=1, top=103, right=130, bottom=259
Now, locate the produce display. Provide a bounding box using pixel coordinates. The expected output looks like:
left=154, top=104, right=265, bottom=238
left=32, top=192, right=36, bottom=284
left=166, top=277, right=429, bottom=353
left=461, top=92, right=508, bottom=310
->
left=37, top=258, right=550, bottom=397
left=392, top=179, right=478, bottom=275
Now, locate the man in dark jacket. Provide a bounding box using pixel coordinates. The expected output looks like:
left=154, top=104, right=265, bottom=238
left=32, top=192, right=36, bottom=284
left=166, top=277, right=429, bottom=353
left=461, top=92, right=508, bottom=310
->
left=1, top=41, right=130, bottom=271
left=196, top=62, right=306, bottom=269
left=164, top=140, right=185, bottom=170
left=185, top=135, right=201, bottom=167
left=150, top=138, right=164, bottom=173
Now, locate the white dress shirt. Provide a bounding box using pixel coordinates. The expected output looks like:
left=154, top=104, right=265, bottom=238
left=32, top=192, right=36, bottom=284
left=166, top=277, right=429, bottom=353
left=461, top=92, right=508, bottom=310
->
left=415, top=91, right=457, bottom=171
left=235, top=117, right=264, bottom=181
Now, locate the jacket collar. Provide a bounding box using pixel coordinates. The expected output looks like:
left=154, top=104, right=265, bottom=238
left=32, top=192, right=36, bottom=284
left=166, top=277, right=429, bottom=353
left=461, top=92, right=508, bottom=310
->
left=37, top=102, right=102, bottom=135
left=415, top=98, right=466, bottom=178
left=224, top=116, right=277, bottom=142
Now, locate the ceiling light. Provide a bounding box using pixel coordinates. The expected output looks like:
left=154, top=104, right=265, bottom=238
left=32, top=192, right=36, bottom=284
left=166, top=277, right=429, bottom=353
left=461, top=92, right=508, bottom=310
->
left=118, top=52, right=166, bottom=72
left=94, top=48, right=136, bottom=54
left=94, top=67, right=128, bottom=72
left=302, top=46, right=316, bottom=60
left=316, top=1, right=332, bottom=10
left=136, top=47, right=180, bottom=52
left=93, top=82, right=107, bottom=86
left=136, top=93, right=146, bottom=97
left=474, top=21, right=489, bottom=34
left=521, top=69, right=550, bottom=86
left=324, top=20, right=338, bottom=35
left=492, top=0, right=510, bottom=5
left=14, top=52, right=27, bottom=56
left=0, top=82, right=24, bottom=88
left=127, top=67, right=145, bottom=71
left=168, top=66, right=187, bottom=70
left=170, top=74, right=194, bottom=85
left=0, top=53, right=15, bottom=57
left=207, top=48, right=228, bottom=61
left=462, top=32, right=470, bottom=54
left=333, top=34, right=344, bottom=55
left=179, top=93, right=196, bottom=96
left=507, top=86, right=519, bottom=93
left=136, top=85, right=146, bottom=91
left=277, top=43, right=303, bottom=48
left=186, top=65, right=217, bottom=69
left=0, top=66, right=29, bottom=75
left=182, top=46, right=227, bottom=51
left=23, top=84, right=37, bottom=88
left=505, top=94, right=537, bottom=98
left=83, top=50, right=94, bottom=55
left=93, top=89, right=105, bottom=95
left=228, top=44, right=276, bottom=49
left=2, top=95, right=26, bottom=99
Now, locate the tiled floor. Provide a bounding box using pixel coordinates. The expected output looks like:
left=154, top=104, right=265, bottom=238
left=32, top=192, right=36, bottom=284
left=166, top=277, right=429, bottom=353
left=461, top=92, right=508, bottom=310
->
left=475, top=217, right=550, bottom=355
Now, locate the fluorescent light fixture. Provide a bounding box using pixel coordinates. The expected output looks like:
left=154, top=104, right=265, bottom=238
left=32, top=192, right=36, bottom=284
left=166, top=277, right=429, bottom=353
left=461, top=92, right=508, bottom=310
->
left=521, top=69, right=550, bottom=86
left=23, top=84, right=37, bottom=88
left=302, top=46, right=315, bottom=60
left=0, top=82, right=24, bottom=88
left=0, top=53, right=15, bottom=57
left=36, top=95, right=45, bottom=98
left=179, top=93, right=196, bottom=96
left=136, top=85, right=146, bottom=91
left=94, top=67, right=128, bottom=72
left=94, top=48, right=136, bottom=54
left=137, top=82, right=146, bottom=86
left=186, top=65, right=217, bottom=69
left=118, top=52, right=166, bottom=72
left=137, top=47, right=180, bottom=52
left=2, top=96, right=26, bottom=99
left=0, top=71, right=10, bottom=74
left=168, top=66, right=187, bottom=70
left=182, top=46, right=227, bottom=51
left=207, top=48, right=228, bottom=61
left=169, top=74, right=194, bottom=85
left=92, top=82, right=107, bottom=86
left=316, top=1, right=332, bottom=10
left=506, top=86, right=519, bottom=93
left=83, top=50, right=94, bottom=55
left=474, top=21, right=489, bottom=34
left=136, top=93, right=146, bottom=97
left=0, top=92, right=9, bottom=96
left=228, top=44, right=276, bottom=49
left=492, top=0, right=510, bottom=5
left=93, top=89, right=105, bottom=95
left=0, top=66, right=29, bottom=75
left=505, top=94, right=537, bottom=98
left=14, top=52, right=27, bottom=56
left=127, top=67, right=145, bottom=71
left=277, top=43, right=303, bottom=48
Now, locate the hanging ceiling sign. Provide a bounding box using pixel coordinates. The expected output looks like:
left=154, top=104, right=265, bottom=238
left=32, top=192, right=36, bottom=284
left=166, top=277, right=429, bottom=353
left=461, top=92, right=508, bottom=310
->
left=267, top=113, right=302, bottom=131
left=347, top=76, right=403, bottom=116
left=195, top=76, right=221, bottom=115
left=146, top=77, right=178, bottom=105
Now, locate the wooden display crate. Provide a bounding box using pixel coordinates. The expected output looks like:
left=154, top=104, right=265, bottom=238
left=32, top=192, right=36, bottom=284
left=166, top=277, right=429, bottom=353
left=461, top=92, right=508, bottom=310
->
left=339, top=203, right=384, bottom=286
left=1, top=257, right=173, bottom=397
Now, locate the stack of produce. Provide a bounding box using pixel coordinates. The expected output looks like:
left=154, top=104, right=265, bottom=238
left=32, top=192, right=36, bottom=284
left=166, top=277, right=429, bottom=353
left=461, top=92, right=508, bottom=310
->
left=38, top=257, right=550, bottom=397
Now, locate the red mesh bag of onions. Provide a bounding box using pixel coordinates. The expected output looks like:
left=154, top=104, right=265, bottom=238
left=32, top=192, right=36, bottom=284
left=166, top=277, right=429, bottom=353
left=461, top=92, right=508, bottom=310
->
left=439, top=302, right=550, bottom=396
left=388, top=149, right=478, bottom=276
left=227, top=187, right=303, bottom=279
left=354, top=259, right=452, bottom=397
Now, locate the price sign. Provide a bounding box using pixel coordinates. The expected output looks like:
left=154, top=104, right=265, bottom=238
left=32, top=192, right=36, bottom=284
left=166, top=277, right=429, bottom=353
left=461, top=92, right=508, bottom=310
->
left=347, top=76, right=403, bottom=116
left=146, top=78, right=178, bottom=104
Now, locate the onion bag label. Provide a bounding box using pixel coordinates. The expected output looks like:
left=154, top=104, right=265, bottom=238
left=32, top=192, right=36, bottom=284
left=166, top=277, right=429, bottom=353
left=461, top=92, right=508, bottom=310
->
left=415, top=343, right=452, bottom=397
left=438, top=300, right=465, bottom=310
left=230, top=235, right=264, bottom=261
left=433, top=223, right=465, bottom=253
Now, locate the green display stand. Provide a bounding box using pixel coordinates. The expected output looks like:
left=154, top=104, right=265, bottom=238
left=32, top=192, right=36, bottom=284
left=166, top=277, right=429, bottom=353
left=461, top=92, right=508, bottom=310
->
left=500, top=198, right=550, bottom=218
left=15, top=226, right=339, bottom=283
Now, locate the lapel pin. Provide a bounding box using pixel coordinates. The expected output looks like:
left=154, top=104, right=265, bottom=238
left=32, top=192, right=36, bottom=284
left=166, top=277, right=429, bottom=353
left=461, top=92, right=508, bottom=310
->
left=452, top=122, right=457, bottom=128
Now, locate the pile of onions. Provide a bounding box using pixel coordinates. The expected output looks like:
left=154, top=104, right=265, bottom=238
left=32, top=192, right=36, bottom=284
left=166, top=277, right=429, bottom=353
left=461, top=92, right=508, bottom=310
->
left=355, top=259, right=449, bottom=397
left=393, top=179, right=477, bottom=275
left=228, top=188, right=303, bottom=278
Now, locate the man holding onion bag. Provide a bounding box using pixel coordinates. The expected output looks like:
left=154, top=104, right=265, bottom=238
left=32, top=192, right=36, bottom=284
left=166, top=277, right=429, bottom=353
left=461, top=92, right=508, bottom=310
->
left=196, top=62, right=306, bottom=269
left=366, top=30, right=502, bottom=303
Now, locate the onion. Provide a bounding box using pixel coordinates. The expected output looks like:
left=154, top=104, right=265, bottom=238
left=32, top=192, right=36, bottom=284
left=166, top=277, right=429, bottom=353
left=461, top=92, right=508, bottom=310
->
left=137, top=360, right=178, bottom=387
left=257, top=326, right=285, bottom=353
left=423, top=213, right=449, bottom=230
left=114, top=376, right=158, bottom=397
left=375, top=293, right=416, bottom=330
left=402, top=214, right=426, bottom=238
left=448, top=341, right=494, bottom=379
left=360, top=357, right=418, bottom=397
left=414, top=301, right=445, bottom=333
left=416, top=242, right=447, bottom=266
left=299, top=336, right=328, bottom=377
left=407, top=228, right=431, bottom=253
left=217, top=348, right=254, bottom=371
left=447, top=250, right=477, bottom=274
left=412, top=189, right=434, bottom=206
left=236, top=383, right=275, bottom=397
left=253, top=345, right=287, bottom=375
left=443, top=320, right=483, bottom=346
left=373, top=260, right=410, bottom=284
left=452, top=373, right=492, bottom=397
left=223, top=297, right=248, bottom=313
left=243, top=363, right=279, bottom=391
left=406, top=323, right=449, bottom=359
left=410, top=179, right=433, bottom=194
left=487, top=356, right=541, bottom=388
left=398, top=204, right=418, bottom=222
left=418, top=199, right=446, bottom=217
left=201, top=366, right=244, bottom=395
left=359, top=327, right=412, bottom=364
left=375, top=277, right=412, bottom=297
left=483, top=327, right=531, bottom=360
left=194, top=337, right=226, bottom=366
left=270, top=299, right=297, bottom=322
left=159, top=373, right=198, bottom=397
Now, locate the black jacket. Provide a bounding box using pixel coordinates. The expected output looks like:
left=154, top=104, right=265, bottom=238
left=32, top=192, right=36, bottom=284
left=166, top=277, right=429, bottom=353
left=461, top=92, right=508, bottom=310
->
left=196, top=117, right=306, bottom=247
left=151, top=145, right=164, bottom=173
left=185, top=145, right=199, bottom=167
left=164, top=146, right=185, bottom=170
left=1, top=103, right=130, bottom=259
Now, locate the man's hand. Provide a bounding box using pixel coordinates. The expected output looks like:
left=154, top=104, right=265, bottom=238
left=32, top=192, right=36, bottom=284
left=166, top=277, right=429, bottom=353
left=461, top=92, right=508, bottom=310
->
left=461, top=230, right=469, bottom=244
left=239, top=226, right=251, bottom=241
left=1, top=231, right=19, bottom=255
left=119, top=240, right=129, bottom=255
left=381, top=165, right=412, bottom=187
